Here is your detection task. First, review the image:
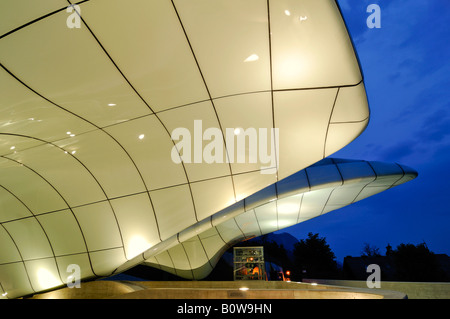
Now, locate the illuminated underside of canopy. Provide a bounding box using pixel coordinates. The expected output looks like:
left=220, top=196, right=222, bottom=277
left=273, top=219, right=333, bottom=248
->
left=0, top=1, right=415, bottom=298
left=141, top=158, right=418, bottom=279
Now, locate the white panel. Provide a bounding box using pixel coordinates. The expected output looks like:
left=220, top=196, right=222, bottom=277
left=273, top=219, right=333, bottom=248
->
left=233, top=170, right=277, bottom=202
left=337, top=161, right=376, bottom=184
left=326, top=184, right=367, bottom=206
left=322, top=204, right=346, bottom=215
left=235, top=209, right=261, bottom=238
left=370, top=161, right=404, bottom=178
left=158, top=101, right=231, bottom=181
left=215, top=218, right=244, bottom=244
left=277, top=170, right=309, bottom=198
left=37, top=210, right=86, bottom=256
left=0, top=263, right=34, bottom=299
left=144, top=256, right=158, bottom=265
left=154, top=250, right=174, bottom=269
left=270, top=0, right=361, bottom=89
left=276, top=194, right=302, bottom=227
left=214, top=92, right=275, bottom=174
left=324, top=120, right=369, bottom=157
left=179, top=218, right=212, bottom=243
left=110, top=193, right=160, bottom=260
left=274, top=88, right=337, bottom=179
left=198, top=227, right=226, bottom=260
left=211, top=200, right=244, bottom=227
left=354, top=186, right=390, bottom=202
left=182, top=237, right=209, bottom=270
left=56, top=254, right=95, bottom=285
left=0, top=135, right=44, bottom=157
left=394, top=173, right=417, bottom=186
left=369, top=172, right=403, bottom=187
left=0, top=67, right=95, bottom=142
left=72, top=202, right=123, bottom=252
left=254, top=201, right=278, bottom=234
left=0, top=157, right=68, bottom=214
left=89, top=248, right=126, bottom=277
left=190, top=176, right=236, bottom=221
left=150, top=185, right=196, bottom=241
left=105, top=115, right=187, bottom=191
left=331, top=83, right=369, bottom=123
left=25, top=258, right=63, bottom=293
left=3, top=218, right=53, bottom=260
left=81, top=0, right=209, bottom=112
left=397, top=164, right=418, bottom=177
left=298, top=188, right=333, bottom=221
left=174, top=0, right=271, bottom=97
left=306, top=164, right=342, bottom=190
left=0, top=187, right=32, bottom=222
left=0, top=10, right=151, bottom=127
left=143, top=234, right=179, bottom=260
left=168, top=244, right=191, bottom=270
left=0, top=0, right=67, bottom=35
left=54, top=130, right=146, bottom=198
left=244, top=184, right=277, bottom=211
left=0, top=226, right=21, bottom=263
left=7, top=144, right=106, bottom=207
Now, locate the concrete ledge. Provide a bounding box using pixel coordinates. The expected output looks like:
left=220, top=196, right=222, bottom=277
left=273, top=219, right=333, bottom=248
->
left=302, top=279, right=450, bottom=299
left=28, top=280, right=406, bottom=299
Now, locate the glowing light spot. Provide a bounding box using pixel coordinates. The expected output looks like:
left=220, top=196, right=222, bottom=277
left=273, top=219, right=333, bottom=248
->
left=37, top=268, right=61, bottom=289
left=127, top=235, right=151, bottom=259
left=244, top=54, right=259, bottom=62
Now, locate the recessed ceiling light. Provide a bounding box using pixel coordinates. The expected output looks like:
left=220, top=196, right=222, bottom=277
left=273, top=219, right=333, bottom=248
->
left=10, top=146, right=15, bottom=150
left=71, top=151, right=76, bottom=155
left=138, top=134, right=145, bottom=140
left=285, top=10, right=291, bottom=16
left=66, top=131, right=71, bottom=135
left=70, top=134, right=75, bottom=137
left=108, top=103, right=116, bottom=106
left=234, top=128, right=241, bottom=135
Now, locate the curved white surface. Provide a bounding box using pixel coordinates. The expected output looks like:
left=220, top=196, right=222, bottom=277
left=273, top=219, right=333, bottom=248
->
left=0, top=1, right=377, bottom=298
left=142, top=158, right=418, bottom=279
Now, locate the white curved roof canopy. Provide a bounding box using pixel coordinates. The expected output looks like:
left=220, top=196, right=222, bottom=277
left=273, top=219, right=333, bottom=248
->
left=140, top=158, right=418, bottom=279
left=0, top=0, right=408, bottom=298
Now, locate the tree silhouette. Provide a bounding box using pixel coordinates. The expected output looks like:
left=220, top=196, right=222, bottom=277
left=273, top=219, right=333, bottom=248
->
left=292, top=232, right=338, bottom=280
left=361, top=243, right=381, bottom=257
left=392, top=242, right=446, bottom=282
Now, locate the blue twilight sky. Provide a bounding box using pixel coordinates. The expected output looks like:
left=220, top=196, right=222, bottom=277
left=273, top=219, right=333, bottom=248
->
left=277, top=0, right=450, bottom=262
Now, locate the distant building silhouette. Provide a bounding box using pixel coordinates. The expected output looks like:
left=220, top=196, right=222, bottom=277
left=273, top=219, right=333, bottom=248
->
left=343, top=254, right=450, bottom=282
